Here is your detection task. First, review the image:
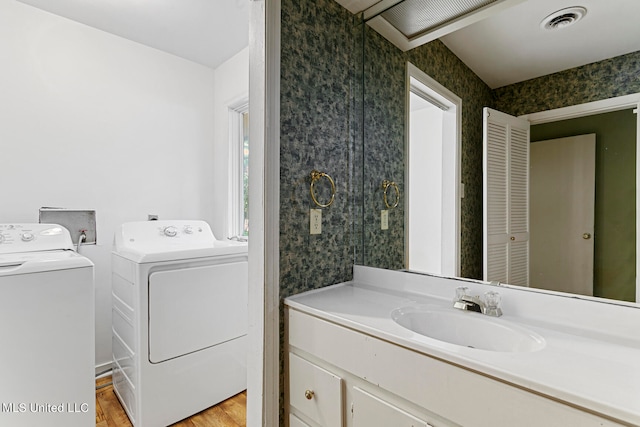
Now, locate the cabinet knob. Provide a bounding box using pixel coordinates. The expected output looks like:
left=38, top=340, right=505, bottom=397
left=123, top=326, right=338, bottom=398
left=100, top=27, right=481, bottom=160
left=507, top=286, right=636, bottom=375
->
left=304, top=389, right=315, bottom=400
left=510, top=236, right=515, bottom=241
left=583, top=233, right=592, bottom=239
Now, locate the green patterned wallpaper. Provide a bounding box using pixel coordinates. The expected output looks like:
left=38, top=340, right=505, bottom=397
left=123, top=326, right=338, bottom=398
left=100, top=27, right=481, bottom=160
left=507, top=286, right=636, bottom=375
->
left=362, top=27, right=407, bottom=272
left=494, top=51, right=640, bottom=116
left=362, top=28, right=493, bottom=278
left=280, top=0, right=358, bottom=301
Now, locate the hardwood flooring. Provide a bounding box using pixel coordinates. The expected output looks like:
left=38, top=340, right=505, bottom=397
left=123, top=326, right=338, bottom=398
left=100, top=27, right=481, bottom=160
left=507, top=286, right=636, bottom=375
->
left=95, top=376, right=247, bottom=427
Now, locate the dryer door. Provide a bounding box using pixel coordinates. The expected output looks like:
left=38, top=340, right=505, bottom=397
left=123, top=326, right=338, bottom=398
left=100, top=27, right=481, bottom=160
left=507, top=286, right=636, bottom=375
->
left=148, top=261, right=248, bottom=363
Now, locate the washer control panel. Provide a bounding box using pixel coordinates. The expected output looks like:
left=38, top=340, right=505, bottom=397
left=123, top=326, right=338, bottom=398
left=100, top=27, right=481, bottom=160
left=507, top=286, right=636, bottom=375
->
left=0, top=224, right=74, bottom=254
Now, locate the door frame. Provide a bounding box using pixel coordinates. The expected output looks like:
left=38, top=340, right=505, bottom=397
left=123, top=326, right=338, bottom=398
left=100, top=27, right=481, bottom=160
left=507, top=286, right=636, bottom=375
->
left=520, top=92, right=640, bottom=303
left=248, top=0, right=280, bottom=426
left=405, top=62, right=462, bottom=276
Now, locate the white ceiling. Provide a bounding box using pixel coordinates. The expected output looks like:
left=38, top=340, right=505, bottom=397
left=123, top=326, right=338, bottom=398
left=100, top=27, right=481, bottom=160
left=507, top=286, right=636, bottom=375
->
left=337, top=0, right=640, bottom=89
left=16, top=0, right=250, bottom=70
left=16, top=0, right=640, bottom=87
left=440, top=0, right=640, bottom=88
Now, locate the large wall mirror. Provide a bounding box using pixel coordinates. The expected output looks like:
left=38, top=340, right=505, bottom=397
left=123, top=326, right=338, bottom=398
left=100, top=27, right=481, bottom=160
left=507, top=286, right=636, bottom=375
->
left=357, top=0, right=640, bottom=305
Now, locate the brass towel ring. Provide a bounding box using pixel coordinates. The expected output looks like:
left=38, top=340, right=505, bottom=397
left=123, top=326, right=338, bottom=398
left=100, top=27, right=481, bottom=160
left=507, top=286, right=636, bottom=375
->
left=382, top=180, right=400, bottom=209
left=310, top=170, right=336, bottom=208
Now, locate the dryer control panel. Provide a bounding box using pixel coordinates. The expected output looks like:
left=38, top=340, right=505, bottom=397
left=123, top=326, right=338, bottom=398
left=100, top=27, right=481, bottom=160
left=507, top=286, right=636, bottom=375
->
left=114, top=220, right=216, bottom=250
left=113, top=220, right=247, bottom=263
left=160, top=224, right=202, bottom=238
left=0, top=224, right=74, bottom=254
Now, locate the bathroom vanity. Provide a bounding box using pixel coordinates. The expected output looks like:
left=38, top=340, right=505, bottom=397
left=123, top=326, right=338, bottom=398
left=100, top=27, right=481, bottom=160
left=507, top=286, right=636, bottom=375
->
left=285, top=266, right=640, bottom=427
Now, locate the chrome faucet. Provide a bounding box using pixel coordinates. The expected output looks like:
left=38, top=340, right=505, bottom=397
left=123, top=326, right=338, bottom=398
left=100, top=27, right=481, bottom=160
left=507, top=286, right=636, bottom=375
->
left=453, top=287, right=502, bottom=317
left=454, top=294, right=485, bottom=313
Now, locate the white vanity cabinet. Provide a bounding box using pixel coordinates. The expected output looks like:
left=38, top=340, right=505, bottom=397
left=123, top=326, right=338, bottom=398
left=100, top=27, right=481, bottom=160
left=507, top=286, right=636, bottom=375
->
left=288, top=352, right=343, bottom=426
left=286, top=307, right=627, bottom=427
left=287, top=308, right=453, bottom=427
left=288, top=347, right=439, bottom=427
left=351, top=387, right=434, bottom=427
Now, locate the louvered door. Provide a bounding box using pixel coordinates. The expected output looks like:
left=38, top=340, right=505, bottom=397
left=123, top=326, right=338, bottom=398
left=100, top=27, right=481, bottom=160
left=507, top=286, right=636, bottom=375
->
left=483, top=107, right=530, bottom=286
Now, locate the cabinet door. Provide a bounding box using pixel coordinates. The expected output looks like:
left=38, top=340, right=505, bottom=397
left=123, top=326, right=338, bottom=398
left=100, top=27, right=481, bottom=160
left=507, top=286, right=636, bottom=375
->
left=289, top=353, right=342, bottom=426
left=352, top=387, right=432, bottom=427
left=290, top=413, right=312, bottom=427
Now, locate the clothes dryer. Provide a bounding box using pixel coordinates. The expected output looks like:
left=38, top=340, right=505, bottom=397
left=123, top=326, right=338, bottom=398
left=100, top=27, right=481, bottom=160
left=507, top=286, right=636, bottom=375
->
left=0, top=223, right=95, bottom=427
left=111, top=220, right=248, bottom=426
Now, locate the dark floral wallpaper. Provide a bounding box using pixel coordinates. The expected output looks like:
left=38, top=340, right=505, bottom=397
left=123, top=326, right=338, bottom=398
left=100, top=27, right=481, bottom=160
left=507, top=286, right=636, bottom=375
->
left=362, top=28, right=493, bottom=279
left=494, top=51, right=640, bottom=116
left=280, top=0, right=358, bottom=300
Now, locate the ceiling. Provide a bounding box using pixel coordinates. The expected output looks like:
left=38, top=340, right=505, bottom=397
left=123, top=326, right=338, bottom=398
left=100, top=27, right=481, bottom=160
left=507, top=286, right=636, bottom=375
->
left=440, top=0, right=640, bottom=88
left=338, top=0, right=640, bottom=89
left=15, top=0, right=640, bottom=87
left=16, top=0, right=250, bottom=70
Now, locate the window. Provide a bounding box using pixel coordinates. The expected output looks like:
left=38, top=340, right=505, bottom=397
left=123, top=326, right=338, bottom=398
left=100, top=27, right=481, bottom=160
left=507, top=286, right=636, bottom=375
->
left=229, top=100, right=249, bottom=238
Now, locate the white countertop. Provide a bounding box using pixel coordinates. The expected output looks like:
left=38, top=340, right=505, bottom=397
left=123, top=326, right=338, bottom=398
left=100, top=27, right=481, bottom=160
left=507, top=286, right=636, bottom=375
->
left=285, top=267, right=640, bottom=426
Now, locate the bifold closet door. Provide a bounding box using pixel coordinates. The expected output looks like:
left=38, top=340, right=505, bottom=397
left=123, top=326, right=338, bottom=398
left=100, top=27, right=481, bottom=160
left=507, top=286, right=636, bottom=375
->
left=483, top=107, right=530, bottom=286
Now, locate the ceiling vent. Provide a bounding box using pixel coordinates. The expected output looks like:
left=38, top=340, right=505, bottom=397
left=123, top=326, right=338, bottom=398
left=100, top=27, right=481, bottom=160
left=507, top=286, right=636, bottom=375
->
left=363, top=0, right=524, bottom=52
left=380, top=0, right=499, bottom=39
left=540, top=6, right=587, bottom=30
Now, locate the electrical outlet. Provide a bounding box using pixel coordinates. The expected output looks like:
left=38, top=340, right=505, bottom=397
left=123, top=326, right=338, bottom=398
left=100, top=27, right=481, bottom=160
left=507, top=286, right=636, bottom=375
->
left=310, top=209, right=322, bottom=235
left=381, top=210, right=389, bottom=230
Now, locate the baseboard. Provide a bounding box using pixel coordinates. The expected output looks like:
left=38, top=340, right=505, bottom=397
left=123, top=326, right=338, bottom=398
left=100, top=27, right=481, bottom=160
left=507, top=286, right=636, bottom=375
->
left=95, top=361, right=113, bottom=378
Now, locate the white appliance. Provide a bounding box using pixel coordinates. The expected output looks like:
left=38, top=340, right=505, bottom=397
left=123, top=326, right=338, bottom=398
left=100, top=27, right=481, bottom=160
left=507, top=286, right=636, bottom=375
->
left=0, top=223, right=95, bottom=427
left=111, top=220, right=248, bottom=426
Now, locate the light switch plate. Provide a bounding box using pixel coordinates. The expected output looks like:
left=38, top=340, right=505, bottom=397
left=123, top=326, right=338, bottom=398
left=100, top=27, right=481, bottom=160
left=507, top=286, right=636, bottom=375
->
left=310, top=209, right=322, bottom=235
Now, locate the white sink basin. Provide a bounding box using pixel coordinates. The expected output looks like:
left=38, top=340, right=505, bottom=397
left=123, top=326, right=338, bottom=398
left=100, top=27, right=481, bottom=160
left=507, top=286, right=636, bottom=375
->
left=391, top=306, right=546, bottom=352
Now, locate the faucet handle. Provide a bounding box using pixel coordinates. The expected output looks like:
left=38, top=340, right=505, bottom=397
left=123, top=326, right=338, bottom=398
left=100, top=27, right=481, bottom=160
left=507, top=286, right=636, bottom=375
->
left=454, top=286, right=469, bottom=302
left=484, top=291, right=502, bottom=317
left=453, top=286, right=470, bottom=310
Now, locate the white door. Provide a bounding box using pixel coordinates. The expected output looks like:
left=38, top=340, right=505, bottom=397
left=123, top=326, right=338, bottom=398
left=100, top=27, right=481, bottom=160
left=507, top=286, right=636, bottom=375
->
left=530, top=134, right=596, bottom=295
left=483, top=108, right=530, bottom=286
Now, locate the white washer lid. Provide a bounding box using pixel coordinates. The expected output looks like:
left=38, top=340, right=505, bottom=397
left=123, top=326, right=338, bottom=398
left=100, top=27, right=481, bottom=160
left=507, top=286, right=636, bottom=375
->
left=0, top=250, right=93, bottom=276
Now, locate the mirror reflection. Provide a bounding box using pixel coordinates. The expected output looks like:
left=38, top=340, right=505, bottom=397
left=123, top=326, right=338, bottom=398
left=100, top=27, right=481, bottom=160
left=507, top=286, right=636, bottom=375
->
left=360, top=0, right=639, bottom=303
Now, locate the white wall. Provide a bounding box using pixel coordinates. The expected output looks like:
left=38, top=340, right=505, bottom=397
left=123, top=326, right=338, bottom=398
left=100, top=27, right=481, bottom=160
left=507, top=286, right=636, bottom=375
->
left=409, top=99, right=443, bottom=273
left=0, top=1, right=246, bottom=369
left=212, top=47, right=250, bottom=240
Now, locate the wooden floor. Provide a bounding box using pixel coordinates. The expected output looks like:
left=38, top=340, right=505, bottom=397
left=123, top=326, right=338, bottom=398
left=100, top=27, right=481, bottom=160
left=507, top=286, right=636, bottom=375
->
left=95, top=376, right=246, bottom=427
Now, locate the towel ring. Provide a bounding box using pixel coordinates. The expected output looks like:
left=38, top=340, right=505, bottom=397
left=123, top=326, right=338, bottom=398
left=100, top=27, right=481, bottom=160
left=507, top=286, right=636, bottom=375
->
left=310, top=170, right=336, bottom=208
left=382, top=180, right=400, bottom=209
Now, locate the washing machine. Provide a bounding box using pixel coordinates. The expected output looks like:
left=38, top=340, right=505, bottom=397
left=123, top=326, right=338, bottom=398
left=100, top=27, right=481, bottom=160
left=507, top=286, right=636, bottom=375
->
left=0, top=223, right=95, bottom=427
left=111, top=220, right=248, bottom=426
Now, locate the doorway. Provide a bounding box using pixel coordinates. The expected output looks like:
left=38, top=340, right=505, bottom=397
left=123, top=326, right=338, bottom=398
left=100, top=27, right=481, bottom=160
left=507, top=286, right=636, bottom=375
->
left=406, top=62, right=461, bottom=276
left=530, top=134, right=596, bottom=296
left=484, top=103, right=638, bottom=302
left=530, top=109, right=637, bottom=302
